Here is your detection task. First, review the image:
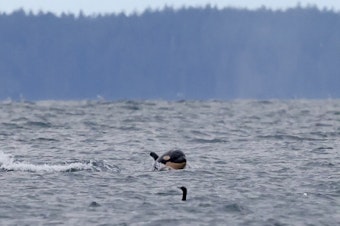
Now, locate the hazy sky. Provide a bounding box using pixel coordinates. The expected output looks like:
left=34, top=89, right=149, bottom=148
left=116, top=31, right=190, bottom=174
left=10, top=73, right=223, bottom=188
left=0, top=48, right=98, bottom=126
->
left=0, top=0, right=339, bottom=15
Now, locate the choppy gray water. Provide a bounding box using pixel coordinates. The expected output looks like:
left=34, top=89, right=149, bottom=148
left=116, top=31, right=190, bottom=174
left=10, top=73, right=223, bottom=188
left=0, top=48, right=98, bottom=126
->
left=0, top=100, right=339, bottom=225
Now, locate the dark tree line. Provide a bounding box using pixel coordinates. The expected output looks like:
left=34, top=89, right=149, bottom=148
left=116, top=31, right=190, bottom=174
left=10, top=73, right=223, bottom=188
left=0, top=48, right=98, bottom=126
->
left=0, top=6, right=340, bottom=100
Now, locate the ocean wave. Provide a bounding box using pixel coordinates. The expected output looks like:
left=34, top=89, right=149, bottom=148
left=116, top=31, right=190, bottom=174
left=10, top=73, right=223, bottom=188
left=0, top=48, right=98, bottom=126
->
left=0, top=152, right=119, bottom=173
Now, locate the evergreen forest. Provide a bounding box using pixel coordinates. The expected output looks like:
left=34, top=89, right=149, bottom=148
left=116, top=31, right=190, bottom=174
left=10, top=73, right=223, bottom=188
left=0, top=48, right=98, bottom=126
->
left=0, top=6, right=340, bottom=100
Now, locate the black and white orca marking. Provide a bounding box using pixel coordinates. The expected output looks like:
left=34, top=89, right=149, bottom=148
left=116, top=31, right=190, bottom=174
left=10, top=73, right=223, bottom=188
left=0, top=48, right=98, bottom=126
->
left=150, top=149, right=186, bottom=171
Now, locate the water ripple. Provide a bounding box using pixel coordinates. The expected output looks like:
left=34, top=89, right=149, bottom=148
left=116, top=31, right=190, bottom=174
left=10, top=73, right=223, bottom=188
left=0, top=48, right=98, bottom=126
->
left=0, top=100, right=339, bottom=225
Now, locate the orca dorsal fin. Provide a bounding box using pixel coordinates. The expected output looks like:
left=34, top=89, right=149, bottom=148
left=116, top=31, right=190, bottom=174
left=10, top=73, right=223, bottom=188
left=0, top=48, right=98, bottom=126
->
left=150, top=152, right=159, bottom=160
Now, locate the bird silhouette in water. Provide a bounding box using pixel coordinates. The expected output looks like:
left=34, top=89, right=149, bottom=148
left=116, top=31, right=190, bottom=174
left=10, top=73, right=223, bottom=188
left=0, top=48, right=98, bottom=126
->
left=178, top=186, right=187, bottom=201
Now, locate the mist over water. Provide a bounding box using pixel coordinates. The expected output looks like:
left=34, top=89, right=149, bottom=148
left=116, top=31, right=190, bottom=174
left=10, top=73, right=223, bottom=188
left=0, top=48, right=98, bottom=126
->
left=0, top=100, right=339, bottom=225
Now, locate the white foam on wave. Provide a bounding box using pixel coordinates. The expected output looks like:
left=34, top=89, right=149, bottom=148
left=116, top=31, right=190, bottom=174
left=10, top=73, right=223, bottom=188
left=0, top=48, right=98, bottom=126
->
left=0, top=151, right=92, bottom=173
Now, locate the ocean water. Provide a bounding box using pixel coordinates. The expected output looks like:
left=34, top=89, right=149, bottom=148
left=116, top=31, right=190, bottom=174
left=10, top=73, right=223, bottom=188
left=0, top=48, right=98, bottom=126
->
left=0, top=100, right=339, bottom=225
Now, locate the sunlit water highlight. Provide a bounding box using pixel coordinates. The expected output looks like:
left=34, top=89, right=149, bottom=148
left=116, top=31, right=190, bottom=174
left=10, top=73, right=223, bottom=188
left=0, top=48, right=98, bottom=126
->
left=0, top=100, right=339, bottom=225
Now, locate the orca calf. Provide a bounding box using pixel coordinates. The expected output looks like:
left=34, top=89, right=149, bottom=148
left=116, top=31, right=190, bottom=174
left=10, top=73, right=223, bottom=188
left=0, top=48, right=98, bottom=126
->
left=150, top=149, right=186, bottom=171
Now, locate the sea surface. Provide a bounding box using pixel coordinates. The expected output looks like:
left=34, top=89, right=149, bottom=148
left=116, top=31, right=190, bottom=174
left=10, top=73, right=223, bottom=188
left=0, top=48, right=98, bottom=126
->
left=0, top=100, right=339, bottom=226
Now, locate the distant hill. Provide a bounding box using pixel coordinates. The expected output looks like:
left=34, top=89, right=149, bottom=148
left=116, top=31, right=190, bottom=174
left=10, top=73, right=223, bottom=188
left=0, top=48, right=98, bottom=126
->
left=0, top=7, right=340, bottom=100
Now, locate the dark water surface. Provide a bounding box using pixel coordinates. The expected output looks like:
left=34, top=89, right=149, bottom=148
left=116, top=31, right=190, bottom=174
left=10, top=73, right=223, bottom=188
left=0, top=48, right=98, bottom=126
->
left=0, top=100, right=339, bottom=225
